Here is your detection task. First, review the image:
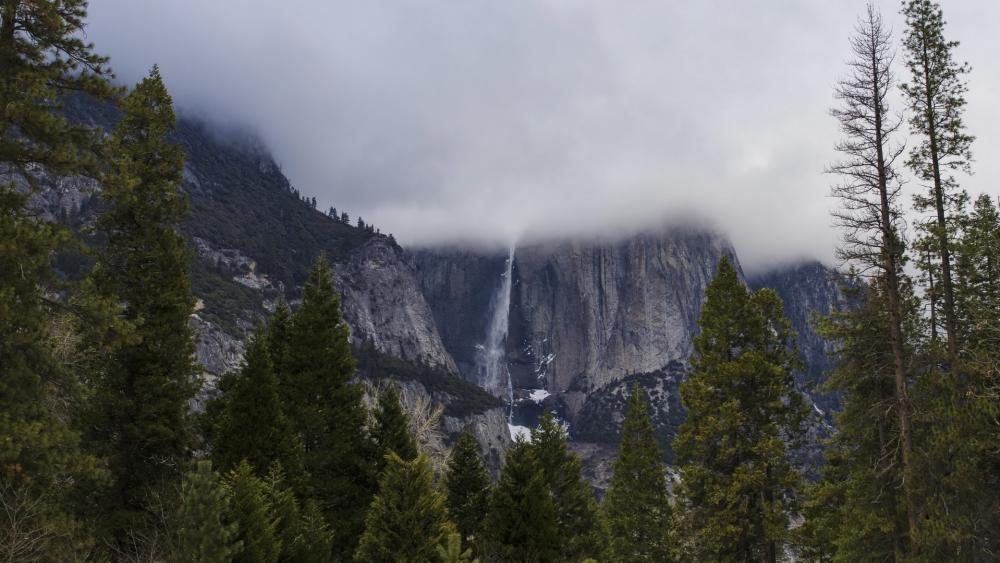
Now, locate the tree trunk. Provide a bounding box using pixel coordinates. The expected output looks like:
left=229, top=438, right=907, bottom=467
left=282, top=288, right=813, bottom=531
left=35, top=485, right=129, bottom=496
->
left=921, top=37, right=960, bottom=360
left=872, top=44, right=919, bottom=546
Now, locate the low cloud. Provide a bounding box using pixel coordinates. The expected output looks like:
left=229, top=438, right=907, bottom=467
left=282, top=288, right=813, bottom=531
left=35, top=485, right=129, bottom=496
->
left=87, top=1, right=1000, bottom=272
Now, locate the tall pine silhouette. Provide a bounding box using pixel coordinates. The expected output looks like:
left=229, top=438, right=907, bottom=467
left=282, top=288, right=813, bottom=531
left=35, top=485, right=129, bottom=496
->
left=0, top=0, right=113, bottom=557
left=674, top=257, right=806, bottom=562
left=531, top=411, right=605, bottom=561
left=354, top=452, right=453, bottom=562
left=603, top=385, right=673, bottom=562
left=87, top=67, right=198, bottom=543
left=211, top=325, right=304, bottom=479
left=482, top=437, right=559, bottom=563
left=274, top=254, right=375, bottom=557
left=372, top=382, right=418, bottom=472
left=445, top=430, right=491, bottom=553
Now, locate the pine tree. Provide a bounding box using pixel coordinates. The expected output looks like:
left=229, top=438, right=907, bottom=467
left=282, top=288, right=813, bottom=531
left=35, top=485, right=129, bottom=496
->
left=354, top=452, right=454, bottom=563
left=0, top=0, right=115, bottom=181
left=277, top=254, right=375, bottom=557
left=909, top=193, right=1000, bottom=559
left=372, top=382, right=418, bottom=472
left=444, top=430, right=491, bottom=552
left=481, top=437, right=559, bottom=563
left=673, top=257, right=807, bottom=562
left=901, top=0, right=974, bottom=359
left=86, top=67, right=199, bottom=542
left=172, top=461, right=239, bottom=563
left=211, top=326, right=303, bottom=480
left=828, top=4, right=919, bottom=542
left=531, top=411, right=604, bottom=561
left=956, top=194, right=1000, bottom=344
left=602, top=385, right=673, bottom=562
left=262, top=467, right=333, bottom=563
left=803, top=281, right=915, bottom=561
left=0, top=2, right=113, bottom=558
left=225, top=461, right=281, bottom=563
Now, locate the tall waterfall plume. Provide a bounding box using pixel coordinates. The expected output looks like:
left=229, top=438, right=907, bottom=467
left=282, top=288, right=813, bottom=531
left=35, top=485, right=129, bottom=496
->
left=477, top=247, right=516, bottom=421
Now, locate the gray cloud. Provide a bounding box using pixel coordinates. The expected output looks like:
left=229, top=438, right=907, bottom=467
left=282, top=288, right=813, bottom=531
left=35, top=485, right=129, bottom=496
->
left=86, top=1, right=1000, bottom=272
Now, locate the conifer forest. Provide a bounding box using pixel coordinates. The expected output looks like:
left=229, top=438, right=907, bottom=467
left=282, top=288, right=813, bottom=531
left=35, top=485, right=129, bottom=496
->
left=1, top=1, right=998, bottom=561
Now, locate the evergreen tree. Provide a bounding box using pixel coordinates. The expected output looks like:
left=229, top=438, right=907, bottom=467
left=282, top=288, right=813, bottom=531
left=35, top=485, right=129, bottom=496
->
left=263, top=468, right=333, bottom=563
left=172, top=461, right=239, bottom=563
left=909, top=192, right=1000, bottom=559
left=602, top=385, right=673, bottom=562
left=372, top=382, right=418, bottom=472
left=955, top=194, right=1000, bottom=343
left=828, top=4, right=919, bottom=541
left=0, top=0, right=114, bottom=180
left=531, top=411, right=604, bottom=561
left=86, top=67, right=199, bottom=541
left=444, top=430, right=491, bottom=552
left=673, top=257, right=807, bottom=562
left=803, top=281, right=916, bottom=561
left=212, top=326, right=303, bottom=480
left=277, top=254, right=375, bottom=557
left=354, top=452, right=454, bottom=563
left=481, top=437, right=559, bottom=563
left=0, top=1, right=112, bottom=558
left=901, top=0, right=974, bottom=358
left=225, top=461, right=281, bottom=563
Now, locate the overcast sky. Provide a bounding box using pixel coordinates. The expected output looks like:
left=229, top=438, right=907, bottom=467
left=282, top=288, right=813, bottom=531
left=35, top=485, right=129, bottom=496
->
left=85, top=1, right=1000, bottom=272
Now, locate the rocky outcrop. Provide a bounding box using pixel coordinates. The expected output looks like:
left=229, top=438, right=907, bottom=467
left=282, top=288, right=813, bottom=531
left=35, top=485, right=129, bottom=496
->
left=333, top=237, right=459, bottom=375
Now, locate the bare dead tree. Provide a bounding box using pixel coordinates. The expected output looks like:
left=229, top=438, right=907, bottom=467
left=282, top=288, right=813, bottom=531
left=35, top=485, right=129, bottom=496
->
left=828, top=2, right=919, bottom=544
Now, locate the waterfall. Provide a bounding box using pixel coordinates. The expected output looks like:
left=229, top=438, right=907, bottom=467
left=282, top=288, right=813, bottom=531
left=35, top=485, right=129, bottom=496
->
left=478, top=246, right=516, bottom=421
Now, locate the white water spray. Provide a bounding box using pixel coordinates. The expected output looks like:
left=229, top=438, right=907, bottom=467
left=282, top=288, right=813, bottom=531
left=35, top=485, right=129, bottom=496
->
left=479, top=246, right=516, bottom=422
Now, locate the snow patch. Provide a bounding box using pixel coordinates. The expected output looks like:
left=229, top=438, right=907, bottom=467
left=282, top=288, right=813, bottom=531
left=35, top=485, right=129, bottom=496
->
left=508, top=424, right=532, bottom=442
left=528, top=389, right=550, bottom=403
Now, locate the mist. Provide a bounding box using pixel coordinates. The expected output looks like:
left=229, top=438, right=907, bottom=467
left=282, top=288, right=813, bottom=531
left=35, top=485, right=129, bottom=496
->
left=85, top=1, right=1000, bottom=272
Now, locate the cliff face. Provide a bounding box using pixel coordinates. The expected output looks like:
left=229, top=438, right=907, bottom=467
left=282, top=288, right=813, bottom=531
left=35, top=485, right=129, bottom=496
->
left=333, top=237, right=458, bottom=374
left=415, top=229, right=739, bottom=420
left=749, top=261, right=845, bottom=415
left=508, top=230, right=739, bottom=418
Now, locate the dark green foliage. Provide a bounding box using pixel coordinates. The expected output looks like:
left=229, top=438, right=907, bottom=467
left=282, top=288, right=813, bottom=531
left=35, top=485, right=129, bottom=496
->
left=0, top=0, right=115, bottom=180
left=802, top=282, right=913, bottom=561
left=86, top=67, right=199, bottom=540
left=276, top=254, right=375, bottom=557
left=225, top=461, right=281, bottom=563
left=907, top=193, right=1000, bottom=559
left=602, top=385, right=673, bottom=562
left=211, top=326, right=304, bottom=480
left=263, top=468, right=333, bottom=563
left=673, top=257, right=807, bottom=561
left=354, top=452, right=454, bottom=563
left=0, top=2, right=112, bottom=558
left=445, top=430, right=491, bottom=550
left=482, top=438, right=559, bottom=563
left=0, top=184, right=99, bottom=562
left=902, top=0, right=974, bottom=357
left=354, top=340, right=502, bottom=417
left=372, top=382, right=419, bottom=472
left=172, top=461, right=239, bottom=563
left=531, top=411, right=605, bottom=561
